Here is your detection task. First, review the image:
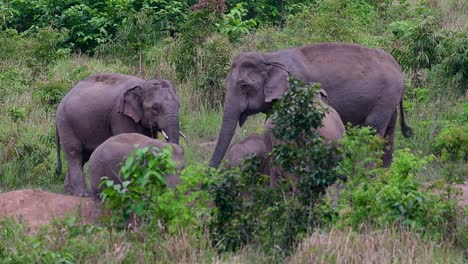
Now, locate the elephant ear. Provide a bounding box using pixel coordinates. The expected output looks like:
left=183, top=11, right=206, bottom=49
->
left=263, top=63, right=289, bottom=103
left=118, top=86, right=143, bottom=123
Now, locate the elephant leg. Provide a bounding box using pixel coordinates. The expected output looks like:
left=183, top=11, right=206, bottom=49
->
left=63, top=142, right=89, bottom=197
left=382, top=111, right=397, bottom=167
left=364, top=109, right=395, bottom=167
left=269, top=165, right=284, bottom=187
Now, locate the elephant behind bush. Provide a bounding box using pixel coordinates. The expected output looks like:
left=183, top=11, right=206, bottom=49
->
left=88, top=133, right=184, bottom=198
left=209, top=43, right=412, bottom=169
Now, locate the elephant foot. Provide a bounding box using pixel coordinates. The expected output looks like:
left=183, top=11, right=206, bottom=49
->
left=64, top=187, right=90, bottom=197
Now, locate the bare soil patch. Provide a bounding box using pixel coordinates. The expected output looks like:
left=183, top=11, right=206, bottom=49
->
left=457, top=182, right=468, bottom=208
left=0, top=189, right=100, bottom=234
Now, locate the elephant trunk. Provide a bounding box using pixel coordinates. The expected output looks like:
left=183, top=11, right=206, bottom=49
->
left=209, top=101, right=240, bottom=168
left=165, top=114, right=180, bottom=145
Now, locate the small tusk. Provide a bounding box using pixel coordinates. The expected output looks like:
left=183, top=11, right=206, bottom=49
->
left=161, top=130, right=169, bottom=140
left=179, top=131, right=187, bottom=139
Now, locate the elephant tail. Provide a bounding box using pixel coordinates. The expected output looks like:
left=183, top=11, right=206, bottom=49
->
left=55, top=125, right=62, bottom=175
left=399, top=98, right=413, bottom=138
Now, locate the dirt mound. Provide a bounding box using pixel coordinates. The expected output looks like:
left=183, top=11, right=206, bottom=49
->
left=0, top=189, right=101, bottom=234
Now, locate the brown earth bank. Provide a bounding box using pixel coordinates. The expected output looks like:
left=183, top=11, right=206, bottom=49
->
left=0, top=189, right=101, bottom=234
left=0, top=182, right=466, bottom=235
left=455, top=182, right=468, bottom=208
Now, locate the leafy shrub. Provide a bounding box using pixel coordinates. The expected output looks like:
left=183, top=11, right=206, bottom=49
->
left=389, top=13, right=441, bottom=85
left=225, top=0, right=315, bottom=26
left=152, top=165, right=215, bottom=234
left=141, top=0, right=190, bottom=35
left=338, top=147, right=457, bottom=238
left=170, top=3, right=223, bottom=81
left=5, top=106, right=27, bottom=124
left=270, top=79, right=342, bottom=199
left=100, top=146, right=214, bottom=234
left=0, top=27, right=70, bottom=75
left=100, top=146, right=177, bottom=228
left=169, top=3, right=233, bottom=109
left=210, top=78, right=341, bottom=254
left=195, top=34, right=233, bottom=108
left=339, top=126, right=385, bottom=180
left=0, top=67, right=29, bottom=101
left=96, top=9, right=164, bottom=72
left=0, top=28, right=28, bottom=62
left=434, top=124, right=467, bottom=162
left=286, top=0, right=376, bottom=43
left=436, top=30, right=468, bottom=90
left=32, top=80, right=70, bottom=110
left=217, top=3, right=257, bottom=42
left=24, top=27, right=70, bottom=69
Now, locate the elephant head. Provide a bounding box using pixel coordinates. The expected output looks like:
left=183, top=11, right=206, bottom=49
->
left=209, top=52, right=290, bottom=167
left=118, top=79, right=180, bottom=144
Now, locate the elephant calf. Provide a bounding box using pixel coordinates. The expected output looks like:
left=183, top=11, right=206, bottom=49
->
left=264, top=89, right=345, bottom=186
left=88, top=133, right=184, bottom=198
left=225, top=134, right=269, bottom=174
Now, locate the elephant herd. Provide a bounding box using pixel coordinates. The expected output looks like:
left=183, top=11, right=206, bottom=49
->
left=54, top=42, right=412, bottom=197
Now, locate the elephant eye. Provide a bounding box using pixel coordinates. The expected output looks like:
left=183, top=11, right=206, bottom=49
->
left=241, top=84, right=249, bottom=94
left=152, top=105, right=160, bottom=115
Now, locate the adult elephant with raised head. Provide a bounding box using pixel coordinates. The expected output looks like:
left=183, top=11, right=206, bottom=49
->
left=56, top=73, right=180, bottom=197
left=209, top=43, right=412, bottom=168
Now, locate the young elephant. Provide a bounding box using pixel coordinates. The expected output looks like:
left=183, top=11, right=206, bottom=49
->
left=224, top=134, right=269, bottom=174
left=264, top=89, right=345, bottom=186
left=88, top=133, right=184, bottom=198
left=56, top=73, right=181, bottom=196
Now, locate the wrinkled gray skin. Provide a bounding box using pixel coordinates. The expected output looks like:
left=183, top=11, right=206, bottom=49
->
left=263, top=91, right=346, bottom=186
left=224, top=134, right=269, bottom=174
left=88, top=133, right=184, bottom=198
left=56, top=73, right=180, bottom=196
left=210, top=43, right=412, bottom=169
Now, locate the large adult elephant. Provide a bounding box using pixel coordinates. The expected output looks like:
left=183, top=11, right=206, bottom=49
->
left=56, top=73, right=180, bottom=196
left=209, top=43, right=412, bottom=168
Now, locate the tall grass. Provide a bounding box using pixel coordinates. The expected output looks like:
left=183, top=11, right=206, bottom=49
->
left=289, top=227, right=465, bottom=264
left=2, top=218, right=464, bottom=263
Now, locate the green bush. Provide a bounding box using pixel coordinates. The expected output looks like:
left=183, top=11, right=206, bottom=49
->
left=434, top=124, right=467, bottom=162
left=286, top=0, right=376, bottom=43
left=339, top=126, right=385, bottom=180
left=0, top=27, right=69, bottom=75
left=209, top=78, right=341, bottom=254
left=338, top=146, right=457, bottom=238
left=225, top=0, right=315, bottom=26
left=195, top=34, right=233, bottom=108
left=389, top=12, right=441, bottom=85
left=32, top=80, right=70, bottom=110
left=151, top=165, right=215, bottom=234
left=169, top=4, right=233, bottom=109
left=170, top=8, right=222, bottom=82
left=5, top=106, right=27, bottom=124
left=436, top=30, right=468, bottom=90
left=270, top=79, right=342, bottom=199
left=96, top=9, right=165, bottom=71
left=100, top=146, right=214, bottom=234
left=100, top=146, right=177, bottom=228
left=2, top=0, right=191, bottom=52
left=217, top=3, right=257, bottom=42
